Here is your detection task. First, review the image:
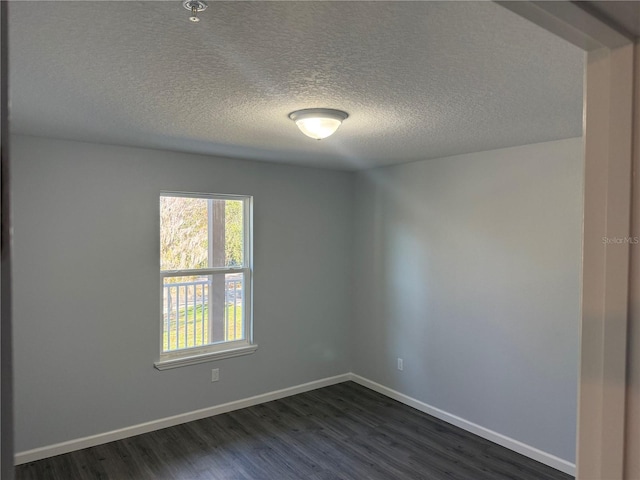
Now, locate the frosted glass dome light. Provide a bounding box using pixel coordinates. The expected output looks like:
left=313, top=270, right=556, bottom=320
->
left=288, top=108, right=349, bottom=140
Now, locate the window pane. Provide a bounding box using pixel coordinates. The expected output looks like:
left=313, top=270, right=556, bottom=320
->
left=162, top=273, right=244, bottom=352
left=223, top=272, right=245, bottom=341
left=160, top=196, right=208, bottom=270
left=162, top=275, right=209, bottom=352
left=203, top=198, right=245, bottom=268
left=223, top=199, right=244, bottom=268
left=161, top=196, right=244, bottom=270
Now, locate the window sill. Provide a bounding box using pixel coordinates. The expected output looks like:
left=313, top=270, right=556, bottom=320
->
left=154, top=344, right=258, bottom=370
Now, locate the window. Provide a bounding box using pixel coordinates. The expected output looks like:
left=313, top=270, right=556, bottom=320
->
left=154, top=192, right=256, bottom=370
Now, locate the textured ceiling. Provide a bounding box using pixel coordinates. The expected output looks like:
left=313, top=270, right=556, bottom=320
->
left=8, top=1, right=584, bottom=170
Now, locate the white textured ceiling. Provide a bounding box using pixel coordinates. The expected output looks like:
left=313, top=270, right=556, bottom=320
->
left=8, top=1, right=584, bottom=170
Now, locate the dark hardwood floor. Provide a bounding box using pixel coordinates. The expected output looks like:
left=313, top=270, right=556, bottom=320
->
left=15, top=381, right=573, bottom=480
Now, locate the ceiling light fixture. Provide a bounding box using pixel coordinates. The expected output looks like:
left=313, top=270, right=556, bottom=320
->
left=288, top=108, right=349, bottom=140
left=183, top=0, right=207, bottom=23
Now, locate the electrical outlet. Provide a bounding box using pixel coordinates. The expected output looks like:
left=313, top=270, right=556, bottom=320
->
left=397, top=358, right=403, bottom=371
left=211, top=368, right=219, bottom=382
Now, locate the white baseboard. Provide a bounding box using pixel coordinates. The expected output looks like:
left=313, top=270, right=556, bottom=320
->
left=347, top=373, right=576, bottom=476
left=15, top=372, right=576, bottom=476
left=14, top=373, right=351, bottom=465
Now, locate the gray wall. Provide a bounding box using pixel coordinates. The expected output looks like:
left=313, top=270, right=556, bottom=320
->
left=12, top=134, right=583, bottom=464
left=352, top=138, right=583, bottom=462
left=11, top=135, right=354, bottom=452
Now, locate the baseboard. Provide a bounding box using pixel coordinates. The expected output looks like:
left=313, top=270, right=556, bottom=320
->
left=347, top=373, right=576, bottom=476
left=14, top=373, right=351, bottom=465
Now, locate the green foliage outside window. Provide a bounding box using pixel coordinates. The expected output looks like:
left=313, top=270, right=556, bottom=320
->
left=160, top=196, right=244, bottom=273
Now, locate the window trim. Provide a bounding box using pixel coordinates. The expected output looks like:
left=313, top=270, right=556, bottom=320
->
left=155, top=191, right=256, bottom=370
left=154, top=343, right=258, bottom=370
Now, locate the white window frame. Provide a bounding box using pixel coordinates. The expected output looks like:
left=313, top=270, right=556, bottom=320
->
left=154, top=191, right=256, bottom=370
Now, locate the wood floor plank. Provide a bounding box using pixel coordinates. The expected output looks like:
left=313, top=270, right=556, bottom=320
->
left=15, top=382, right=574, bottom=480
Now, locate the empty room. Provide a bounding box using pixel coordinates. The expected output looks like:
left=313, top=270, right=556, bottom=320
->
left=3, top=1, right=640, bottom=480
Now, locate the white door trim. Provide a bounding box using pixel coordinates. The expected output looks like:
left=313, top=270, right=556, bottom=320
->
left=495, top=3, right=635, bottom=479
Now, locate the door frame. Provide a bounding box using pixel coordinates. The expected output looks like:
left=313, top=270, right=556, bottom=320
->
left=498, top=2, right=635, bottom=478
